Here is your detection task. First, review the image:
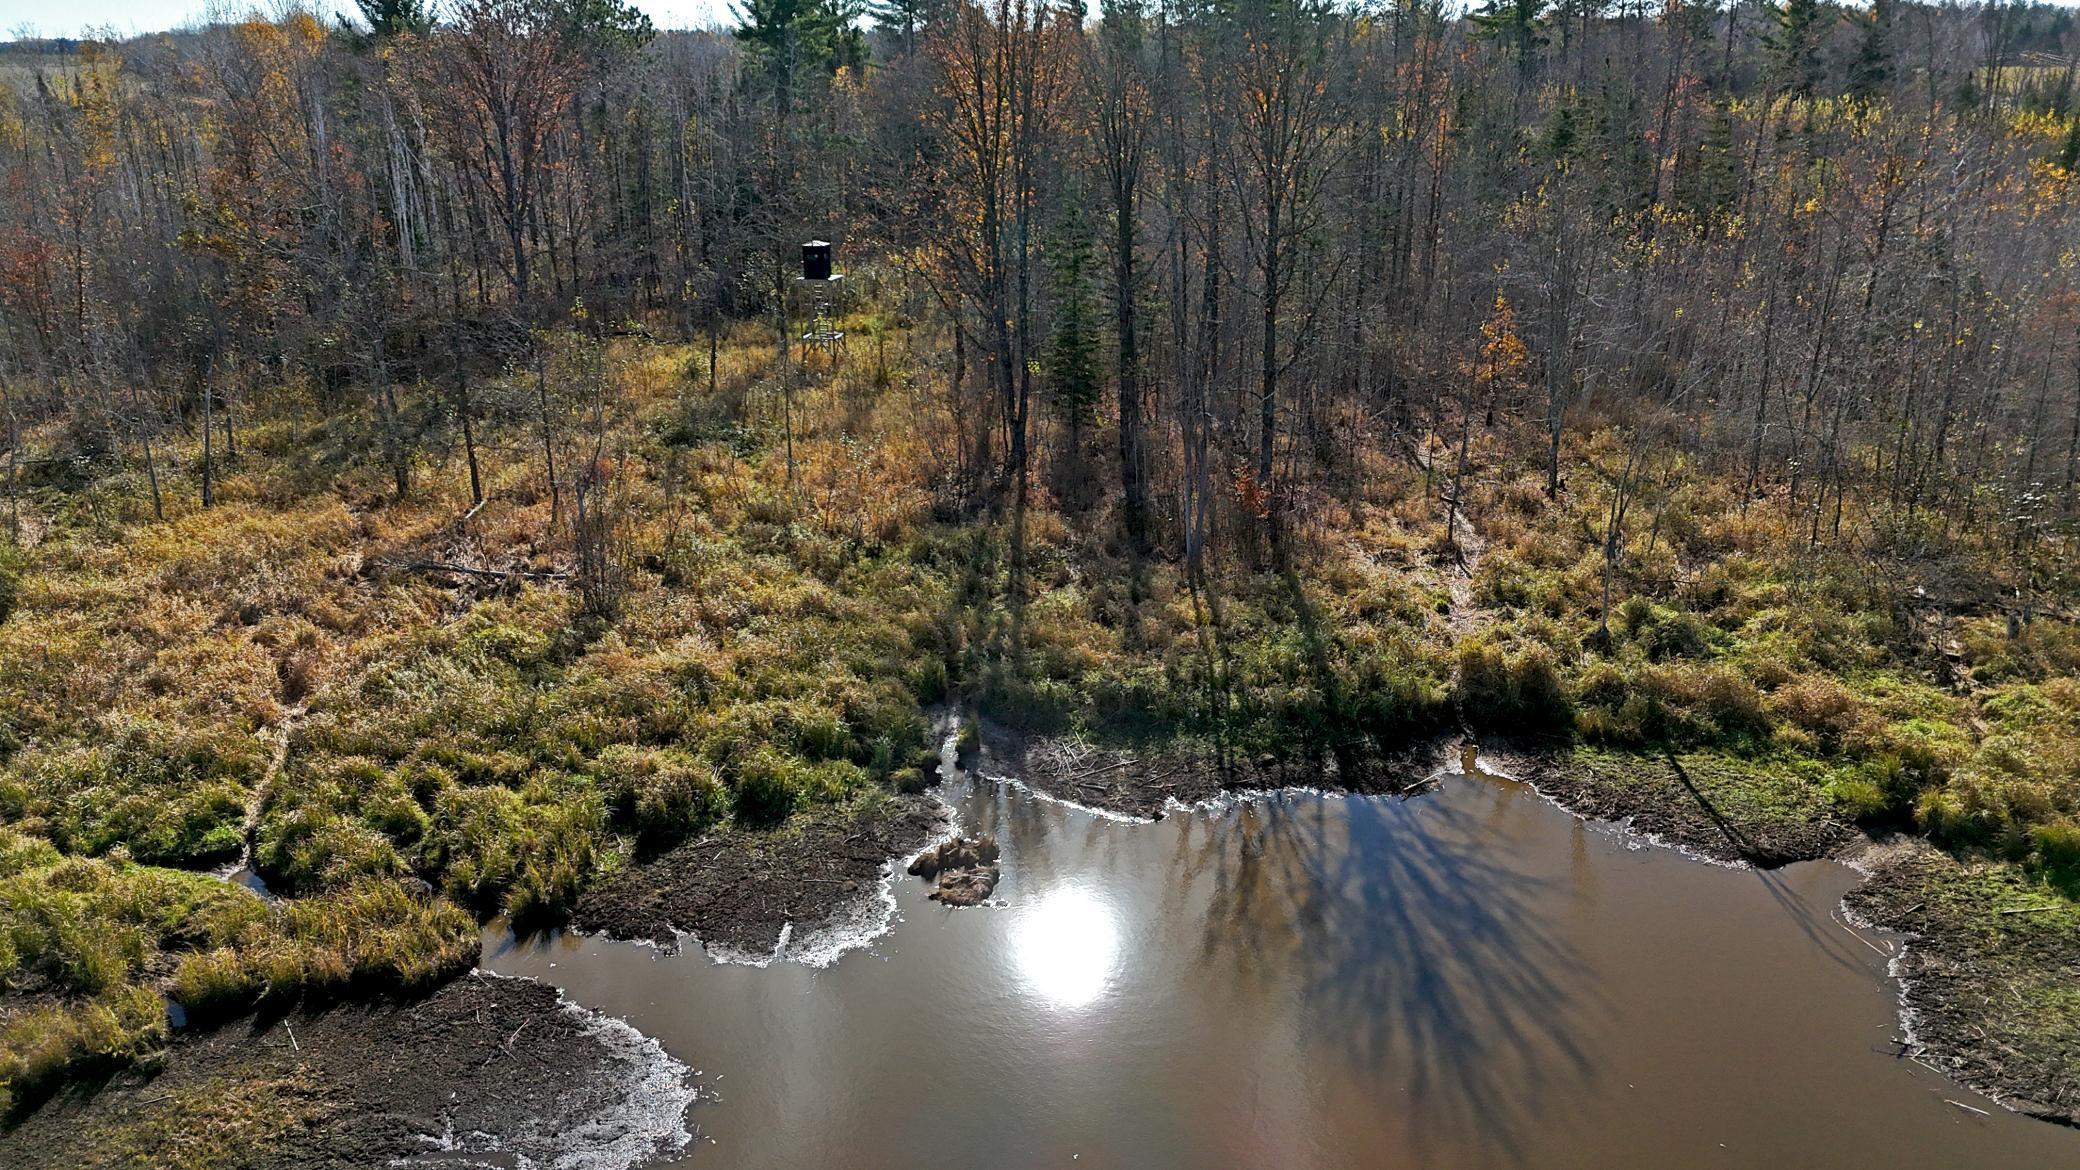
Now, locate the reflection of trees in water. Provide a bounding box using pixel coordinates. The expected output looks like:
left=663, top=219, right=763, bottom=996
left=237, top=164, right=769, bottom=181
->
left=1167, top=781, right=1601, bottom=1166
left=953, top=767, right=1610, bottom=1164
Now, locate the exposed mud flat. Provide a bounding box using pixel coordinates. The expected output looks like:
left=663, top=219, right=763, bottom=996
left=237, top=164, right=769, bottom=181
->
left=0, top=973, right=697, bottom=1170
left=571, top=795, right=951, bottom=956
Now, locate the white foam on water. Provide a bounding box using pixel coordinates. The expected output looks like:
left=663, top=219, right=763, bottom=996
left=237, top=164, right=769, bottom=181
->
left=780, top=862, right=906, bottom=967
left=695, top=922, right=792, bottom=969
left=983, top=770, right=1160, bottom=824
left=687, top=797, right=965, bottom=970
left=546, top=996, right=703, bottom=1170
left=1163, top=781, right=1347, bottom=818
left=1834, top=851, right=1946, bottom=1106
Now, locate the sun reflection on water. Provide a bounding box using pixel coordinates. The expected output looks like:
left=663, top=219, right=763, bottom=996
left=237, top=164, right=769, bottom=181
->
left=1012, top=885, right=1121, bottom=1008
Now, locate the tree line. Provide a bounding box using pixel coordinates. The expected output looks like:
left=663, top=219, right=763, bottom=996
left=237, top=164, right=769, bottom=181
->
left=3, top=0, right=2078, bottom=617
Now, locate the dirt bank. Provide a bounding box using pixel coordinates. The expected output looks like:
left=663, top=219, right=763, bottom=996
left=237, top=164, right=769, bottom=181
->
left=1489, top=744, right=1856, bottom=866
left=1844, top=840, right=2080, bottom=1127
left=993, top=727, right=1451, bottom=820
left=572, top=794, right=951, bottom=952
left=0, top=972, right=697, bottom=1170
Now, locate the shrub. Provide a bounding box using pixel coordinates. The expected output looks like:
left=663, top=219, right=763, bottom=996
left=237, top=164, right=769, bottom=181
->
left=1917, top=740, right=2073, bottom=856
left=169, top=878, right=476, bottom=1018
left=891, top=744, right=942, bottom=794
left=2033, top=820, right=2080, bottom=892
left=256, top=804, right=408, bottom=897
left=1829, top=774, right=1892, bottom=822
left=906, top=655, right=950, bottom=703
left=1688, top=666, right=1769, bottom=743
left=21, top=722, right=266, bottom=868
left=1344, top=646, right=1452, bottom=740
left=170, top=947, right=257, bottom=1018
left=1617, top=595, right=1655, bottom=637
left=0, top=853, right=294, bottom=1113
left=597, top=745, right=726, bottom=852
left=1456, top=639, right=1572, bottom=734
left=1616, top=599, right=1713, bottom=661
left=730, top=747, right=802, bottom=827
left=0, top=543, right=23, bottom=626
left=0, top=826, right=58, bottom=876
left=1573, top=660, right=1770, bottom=750
left=0, top=984, right=166, bottom=1117
left=1642, top=609, right=1712, bottom=661
left=792, top=712, right=852, bottom=761
left=1768, top=675, right=1867, bottom=749
left=1473, top=552, right=1548, bottom=612
left=1683, top=561, right=1738, bottom=611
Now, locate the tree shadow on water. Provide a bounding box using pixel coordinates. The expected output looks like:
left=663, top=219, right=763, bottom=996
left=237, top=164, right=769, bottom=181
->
left=1170, top=787, right=1602, bottom=1166
left=1750, top=866, right=1878, bottom=979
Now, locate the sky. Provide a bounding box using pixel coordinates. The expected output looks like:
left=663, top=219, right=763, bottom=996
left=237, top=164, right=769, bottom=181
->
left=0, top=0, right=740, bottom=41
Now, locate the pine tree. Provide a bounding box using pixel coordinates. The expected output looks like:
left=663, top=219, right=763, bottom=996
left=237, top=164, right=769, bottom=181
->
left=1847, top=0, right=1892, bottom=106
left=1677, top=100, right=1739, bottom=224
left=868, top=0, right=946, bottom=56
left=1046, top=202, right=1103, bottom=454
left=352, top=0, right=434, bottom=38
left=1768, top=0, right=1828, bottom=98
left=1539, top=99, right=1580, bottom=168
left=1471, top=0, right=1548, bottom=75
left=554, top=0, right=655, bottom=52
left=2052, top=119, right=2080, bottom=173
left=1593, top=71, right=1654, bottom=218
left=736, top=0, right=867, bottom=110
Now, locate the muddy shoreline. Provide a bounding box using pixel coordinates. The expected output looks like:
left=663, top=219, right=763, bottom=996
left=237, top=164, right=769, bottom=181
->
left=1477, top=740, right=2080, bottom=1128
left=991, top=725, right=1453, bottom=820
left=1843, top=841, right=2080, bottom=1127
left=0, top=972, right=697, bottom=1170
left=1481, top=742, right=1856, bottom=866
left=0, top=793, right=955, bottom=1170
left=571, top=794, right=952, bottom=954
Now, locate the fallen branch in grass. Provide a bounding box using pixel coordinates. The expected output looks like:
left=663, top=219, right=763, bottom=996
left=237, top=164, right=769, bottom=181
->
left=375, top=559, right=569, bottom=581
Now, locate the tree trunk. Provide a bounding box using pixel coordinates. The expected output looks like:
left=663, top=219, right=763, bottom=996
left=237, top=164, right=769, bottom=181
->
left=538, top=350, right=561, bottom=529
left=1115, top=172, right=1147, bottom=552
left=200, top=364, right=215, bottom=509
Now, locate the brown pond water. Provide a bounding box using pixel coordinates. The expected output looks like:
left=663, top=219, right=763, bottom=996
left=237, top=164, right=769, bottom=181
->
left=482, top=762, right=2080, bottom=1170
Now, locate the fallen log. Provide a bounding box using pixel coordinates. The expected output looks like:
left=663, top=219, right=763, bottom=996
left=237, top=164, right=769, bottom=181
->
left=376, top=559, right=569, bottom=581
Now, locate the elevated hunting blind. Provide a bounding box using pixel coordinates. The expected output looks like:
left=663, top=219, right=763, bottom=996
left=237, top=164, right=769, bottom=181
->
left=802, top=240, right=833, bottom=282
left=798, top=240, right=844, bottom=362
